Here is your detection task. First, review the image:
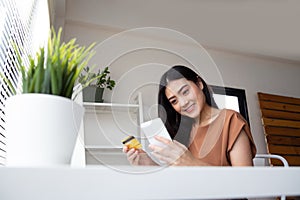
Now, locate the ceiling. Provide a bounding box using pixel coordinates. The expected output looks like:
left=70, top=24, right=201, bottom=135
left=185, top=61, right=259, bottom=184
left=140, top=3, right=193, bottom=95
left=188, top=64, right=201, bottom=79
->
left=53, top=0, right=300, bottom=64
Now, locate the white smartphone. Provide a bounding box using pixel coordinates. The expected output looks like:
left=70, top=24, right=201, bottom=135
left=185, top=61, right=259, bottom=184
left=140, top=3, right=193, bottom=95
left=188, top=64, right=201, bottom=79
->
left=141, top=118, right=172, bottom=148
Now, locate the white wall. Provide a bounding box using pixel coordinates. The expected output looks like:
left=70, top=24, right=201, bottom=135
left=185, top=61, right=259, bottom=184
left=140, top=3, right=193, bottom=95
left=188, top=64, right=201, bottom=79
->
left=56, top=13, right=300, bottom=156
left=207, top=49, right=300, bottom=154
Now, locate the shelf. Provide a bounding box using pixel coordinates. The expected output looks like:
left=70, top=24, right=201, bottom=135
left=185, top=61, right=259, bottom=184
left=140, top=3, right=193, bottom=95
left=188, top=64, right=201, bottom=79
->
left=83, top=102, right=139, bottom=113
left=83, top=93, right=143, bottom=157
left=85, top=146, right=129, bottom=165
left=85, top=145, right=123, bottom=150
left=83, top=102, right=139, bottom=108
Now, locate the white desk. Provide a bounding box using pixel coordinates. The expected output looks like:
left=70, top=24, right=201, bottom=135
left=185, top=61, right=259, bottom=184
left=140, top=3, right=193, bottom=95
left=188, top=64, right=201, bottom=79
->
left=0, top=166, right=299, bottom=200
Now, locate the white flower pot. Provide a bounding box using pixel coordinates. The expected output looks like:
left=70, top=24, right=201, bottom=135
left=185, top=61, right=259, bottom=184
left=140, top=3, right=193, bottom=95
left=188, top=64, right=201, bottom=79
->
left=5, top=94, right=84, bottom=166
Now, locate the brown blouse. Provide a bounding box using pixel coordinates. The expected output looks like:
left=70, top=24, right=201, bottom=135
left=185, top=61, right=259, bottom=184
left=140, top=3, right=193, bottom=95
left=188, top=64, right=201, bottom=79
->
left=188, top=109, right=256, bottom=166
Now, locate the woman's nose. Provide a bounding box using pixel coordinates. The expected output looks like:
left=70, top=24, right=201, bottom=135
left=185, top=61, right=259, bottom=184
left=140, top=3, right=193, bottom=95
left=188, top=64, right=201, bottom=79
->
left=179, top=97, right=188, bottom=107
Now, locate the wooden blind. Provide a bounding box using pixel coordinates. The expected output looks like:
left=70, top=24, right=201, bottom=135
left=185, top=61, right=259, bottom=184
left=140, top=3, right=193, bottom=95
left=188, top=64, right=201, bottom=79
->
left=0, top=0, right=49, bottom=166
left=258, top=92, right=300, bottom=166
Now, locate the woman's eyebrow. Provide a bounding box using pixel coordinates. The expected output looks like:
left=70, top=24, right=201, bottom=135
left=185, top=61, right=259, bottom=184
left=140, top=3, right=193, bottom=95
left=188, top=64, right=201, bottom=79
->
left=167, top=84, right=188, bottom=101
left=168, top=96, right=175, bottom=101
left=177, top=84, right=188, bottom=94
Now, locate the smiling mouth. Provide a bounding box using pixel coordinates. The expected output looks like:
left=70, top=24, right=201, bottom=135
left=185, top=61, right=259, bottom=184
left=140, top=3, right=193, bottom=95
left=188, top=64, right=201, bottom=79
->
left=184, top=104, right=195, bottom=113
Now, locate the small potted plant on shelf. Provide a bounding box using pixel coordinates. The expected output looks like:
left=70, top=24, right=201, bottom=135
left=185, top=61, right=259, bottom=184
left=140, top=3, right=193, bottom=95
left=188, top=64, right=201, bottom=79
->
left=1, top=27, right=96, bottom=166
left=78, top=66, right=115, bottom=103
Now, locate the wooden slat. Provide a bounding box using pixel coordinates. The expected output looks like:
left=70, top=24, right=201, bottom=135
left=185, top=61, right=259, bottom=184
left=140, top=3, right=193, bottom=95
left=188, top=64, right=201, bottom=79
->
left=268, top=144, right=300, bottom=156
left=258, top=92, right=300, bottom=105
left=266, top=135, right=300, bottom=146
left=258, top=92, right=300, bottom=166
left=261, top=109, right=300, bottom=121
left=285, top=197, right=300, bottom=200
left=270, top=155, right=300, bottom=166
left=280, top=197, right=300, bottom=200
left=263, top=118, right=300, bottom=129
left=259, top=101, right=300, bottom=113
left=281, top=196, right=300, bottom=200
left=264, top=126, right=300, bottom=137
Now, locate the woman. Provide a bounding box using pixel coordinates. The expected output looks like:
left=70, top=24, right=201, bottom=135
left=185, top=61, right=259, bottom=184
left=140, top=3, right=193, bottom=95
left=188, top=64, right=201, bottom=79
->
left=123, top=65, right=256, bottom=166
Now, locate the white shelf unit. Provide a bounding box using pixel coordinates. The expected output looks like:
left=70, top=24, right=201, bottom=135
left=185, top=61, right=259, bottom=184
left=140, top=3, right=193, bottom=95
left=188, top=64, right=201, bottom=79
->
left=84, top=102, right=140, bottom=110
left=83, top=93, right=143, bottom=165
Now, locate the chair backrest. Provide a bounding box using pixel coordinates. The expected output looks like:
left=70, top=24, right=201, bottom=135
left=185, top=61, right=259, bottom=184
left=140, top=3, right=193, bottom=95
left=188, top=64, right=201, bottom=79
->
left=257, top=92, right=300, bottom=166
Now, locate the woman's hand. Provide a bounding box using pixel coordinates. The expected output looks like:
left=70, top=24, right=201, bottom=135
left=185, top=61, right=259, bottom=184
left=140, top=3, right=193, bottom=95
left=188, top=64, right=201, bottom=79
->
left=123, top=146, right=157, bottom=166
left=149, top=136, right=206, bottom=166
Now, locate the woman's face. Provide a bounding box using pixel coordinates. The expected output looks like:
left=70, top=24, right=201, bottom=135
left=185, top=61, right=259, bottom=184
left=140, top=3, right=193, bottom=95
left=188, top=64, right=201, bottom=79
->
left=165, top=78, right=205, bottom=119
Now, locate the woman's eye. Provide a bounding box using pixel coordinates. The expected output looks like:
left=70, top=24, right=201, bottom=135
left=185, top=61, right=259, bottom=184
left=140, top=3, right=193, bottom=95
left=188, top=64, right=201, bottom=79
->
left=182, top=89, right=189, bottom=95
left=170, top=99, right=177, bottom=105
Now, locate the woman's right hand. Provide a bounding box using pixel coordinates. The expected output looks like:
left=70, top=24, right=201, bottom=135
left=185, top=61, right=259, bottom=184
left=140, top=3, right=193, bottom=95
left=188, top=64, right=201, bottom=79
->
left=123, top=146, right=157, bottom=166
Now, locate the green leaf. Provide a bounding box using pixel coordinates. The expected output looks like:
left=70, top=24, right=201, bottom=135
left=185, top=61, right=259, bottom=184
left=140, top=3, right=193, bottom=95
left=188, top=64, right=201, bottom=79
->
left=0, top=26, right=98, bottom=99
left=34, top=48, right=45, bottom=93
left=50, top=66, right=59, bottom=95
left=42, top=58, right=52, bottom=94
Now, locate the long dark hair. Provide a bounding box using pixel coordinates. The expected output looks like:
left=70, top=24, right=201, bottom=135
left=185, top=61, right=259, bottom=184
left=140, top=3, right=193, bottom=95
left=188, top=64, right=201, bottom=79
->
left=158, top=65, right=218, bottom=147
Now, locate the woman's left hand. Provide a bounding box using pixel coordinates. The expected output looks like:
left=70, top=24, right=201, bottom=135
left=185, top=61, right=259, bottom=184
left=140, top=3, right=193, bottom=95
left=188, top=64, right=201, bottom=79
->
left=149, top=136, right=200, bottom=166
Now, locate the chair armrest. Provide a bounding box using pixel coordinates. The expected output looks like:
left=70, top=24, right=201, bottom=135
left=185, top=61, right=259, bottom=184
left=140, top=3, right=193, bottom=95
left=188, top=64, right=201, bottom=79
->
left=255, top=154, right=289, bottom=167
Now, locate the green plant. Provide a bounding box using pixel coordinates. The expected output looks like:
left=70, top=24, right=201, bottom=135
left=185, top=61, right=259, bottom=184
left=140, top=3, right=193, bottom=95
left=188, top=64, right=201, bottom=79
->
left=78, top=66, right=115, bottom=90
left=1, top=27, right=95, bottom=99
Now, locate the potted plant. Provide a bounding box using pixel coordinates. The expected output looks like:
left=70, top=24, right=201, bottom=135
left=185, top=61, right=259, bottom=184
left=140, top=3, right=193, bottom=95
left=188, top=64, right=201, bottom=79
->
left=78, top=66, right=115, bottom=103
left=1, top=27, right=96, bottom=166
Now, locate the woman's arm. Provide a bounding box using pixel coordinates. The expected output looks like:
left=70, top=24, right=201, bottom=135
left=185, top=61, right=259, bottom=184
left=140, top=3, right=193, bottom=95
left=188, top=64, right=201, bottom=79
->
left=229, top=130, right=254, bottom=166
left=149, top=136, right=212, bottom=166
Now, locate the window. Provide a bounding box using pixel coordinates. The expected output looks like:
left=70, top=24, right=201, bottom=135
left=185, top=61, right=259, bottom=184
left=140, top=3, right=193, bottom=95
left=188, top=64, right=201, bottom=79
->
left=211, top=85, right=250, bottom=126
left=0, top=0, right=50, bottom=166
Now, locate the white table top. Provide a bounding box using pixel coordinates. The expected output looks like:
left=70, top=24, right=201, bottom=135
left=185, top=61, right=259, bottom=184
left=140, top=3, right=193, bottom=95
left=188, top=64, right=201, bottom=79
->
left=0, top=166, right=300, bottom=200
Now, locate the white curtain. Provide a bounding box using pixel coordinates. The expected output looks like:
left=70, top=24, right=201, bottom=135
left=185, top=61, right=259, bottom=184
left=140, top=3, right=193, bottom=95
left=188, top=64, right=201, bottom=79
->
left=0, top=0, right=50, bottom=166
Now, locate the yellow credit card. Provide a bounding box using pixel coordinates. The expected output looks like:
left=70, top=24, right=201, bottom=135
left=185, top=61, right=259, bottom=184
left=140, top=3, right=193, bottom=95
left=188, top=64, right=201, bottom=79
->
left=122, top=136, right=142, bottom=149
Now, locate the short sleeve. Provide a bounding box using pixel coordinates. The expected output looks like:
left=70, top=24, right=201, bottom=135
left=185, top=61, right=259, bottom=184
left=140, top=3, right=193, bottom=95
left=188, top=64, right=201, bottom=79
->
left=227, top=111, right=257, bottom=158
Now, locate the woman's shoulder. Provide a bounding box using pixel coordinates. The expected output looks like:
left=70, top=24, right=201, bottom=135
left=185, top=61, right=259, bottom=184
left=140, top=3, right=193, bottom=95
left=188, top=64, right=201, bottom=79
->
left=220, top=108, right=238, bottom=114
left=220, top=109, right=247, bottom=123
left=220, top=108, right=240, bottom=115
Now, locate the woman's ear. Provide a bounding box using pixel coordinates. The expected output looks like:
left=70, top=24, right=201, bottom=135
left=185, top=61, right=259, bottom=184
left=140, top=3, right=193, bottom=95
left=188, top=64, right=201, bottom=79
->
left=197, top=78, right=204, bottom=90
left=199, top=82, right=204, bottom=90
